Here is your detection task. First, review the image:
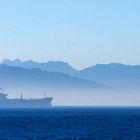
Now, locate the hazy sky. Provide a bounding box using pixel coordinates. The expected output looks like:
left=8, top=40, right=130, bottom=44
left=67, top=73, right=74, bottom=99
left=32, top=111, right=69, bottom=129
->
left=0, top=0, right=140, bottom=69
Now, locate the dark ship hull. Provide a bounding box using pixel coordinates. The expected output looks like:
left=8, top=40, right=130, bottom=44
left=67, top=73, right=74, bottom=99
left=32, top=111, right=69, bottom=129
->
left=0, top=98, right=53, bottom=108
left=0, top=89, right=53, bottom=108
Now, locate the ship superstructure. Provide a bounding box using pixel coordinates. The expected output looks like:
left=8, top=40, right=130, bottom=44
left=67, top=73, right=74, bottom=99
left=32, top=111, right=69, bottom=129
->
left=0, top=89, right=53, bottom=108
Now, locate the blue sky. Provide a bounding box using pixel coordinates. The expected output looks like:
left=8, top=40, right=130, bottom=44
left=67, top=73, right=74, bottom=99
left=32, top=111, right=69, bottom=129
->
left=0, top=0, right=140, bottom=69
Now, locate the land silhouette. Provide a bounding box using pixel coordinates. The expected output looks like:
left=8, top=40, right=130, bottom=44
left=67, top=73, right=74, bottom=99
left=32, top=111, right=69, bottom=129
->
left=1, top=59, right=140, bottom=105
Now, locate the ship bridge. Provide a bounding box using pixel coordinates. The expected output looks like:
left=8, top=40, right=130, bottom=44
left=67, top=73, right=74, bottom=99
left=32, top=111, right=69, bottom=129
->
left=0, top=88, right=7, bottom=100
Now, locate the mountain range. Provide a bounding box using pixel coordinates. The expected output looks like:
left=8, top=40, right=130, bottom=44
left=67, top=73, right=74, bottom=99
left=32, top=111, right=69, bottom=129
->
left=2, top=59, right=140, bottom=91
left=0, top=63, right=108, bottom=89
left=2, top=59, right=77, bottom=75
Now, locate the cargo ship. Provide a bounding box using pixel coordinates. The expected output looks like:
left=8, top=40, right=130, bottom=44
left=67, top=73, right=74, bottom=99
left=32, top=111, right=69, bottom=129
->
left=0, top=89, right=53, bottom=108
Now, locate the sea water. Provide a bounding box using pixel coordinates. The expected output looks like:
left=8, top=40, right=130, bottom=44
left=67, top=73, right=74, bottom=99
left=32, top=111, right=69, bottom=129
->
left=0, top=107, right=140, bottom=140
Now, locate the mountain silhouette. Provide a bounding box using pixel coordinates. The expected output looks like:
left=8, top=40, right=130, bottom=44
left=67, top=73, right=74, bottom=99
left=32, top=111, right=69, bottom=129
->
left=0, top=64, right=109, bottom=91
left=78, top=63, right=140, bottom=90
left=2, top=59, right=140, bottom=91
left=2, top=59, right=77, bottom=75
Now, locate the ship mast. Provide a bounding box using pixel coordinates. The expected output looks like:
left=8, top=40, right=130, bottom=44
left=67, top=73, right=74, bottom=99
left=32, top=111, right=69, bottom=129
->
left=21, top=94, right=23, bottom=100
left=44, top=89, right=47, bottom=98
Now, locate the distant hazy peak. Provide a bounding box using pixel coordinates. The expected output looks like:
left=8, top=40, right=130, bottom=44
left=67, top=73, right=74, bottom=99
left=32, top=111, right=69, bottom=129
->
left=2, top=59, right=71, bottom=66
left=1, top=59, right=77, bottom=75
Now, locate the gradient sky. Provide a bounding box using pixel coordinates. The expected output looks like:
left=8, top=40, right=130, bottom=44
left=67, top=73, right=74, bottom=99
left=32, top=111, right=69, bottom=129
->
left=0, top=0, right=140, bottom=69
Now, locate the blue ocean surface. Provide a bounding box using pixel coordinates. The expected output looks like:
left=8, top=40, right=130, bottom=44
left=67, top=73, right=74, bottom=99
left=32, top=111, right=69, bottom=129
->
left=0, top=107, right=140, bottom=140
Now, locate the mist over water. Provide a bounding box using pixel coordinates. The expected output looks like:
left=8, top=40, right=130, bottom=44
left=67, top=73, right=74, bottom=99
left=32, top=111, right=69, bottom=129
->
left=2, top=87, right=140, bottom=106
